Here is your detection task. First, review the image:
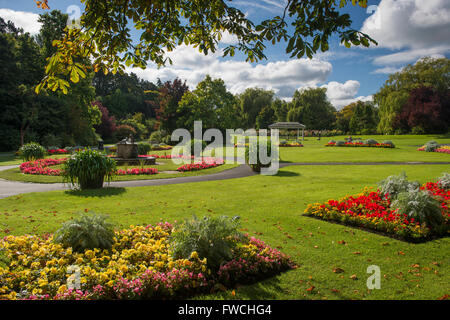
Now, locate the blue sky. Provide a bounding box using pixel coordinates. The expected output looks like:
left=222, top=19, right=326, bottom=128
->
left=1, top=0, right=449, bottom=109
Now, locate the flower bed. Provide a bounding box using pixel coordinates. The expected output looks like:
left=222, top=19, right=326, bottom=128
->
left=116, top=168, right=158, bottom=175
left=279, top=142, right=303, bottom=147
left=325, top=142, right=394, bottom=148
left=21, top=158, right=159, bottom=177
left=418, top=145, right=450, bottom=154
left=304, top=183, right=449, bottom=241
left=177, top=158, right=224, bottom=172
left=47, top=149, right=70, bottom=155
left=19, top=158, right=67, bottom=176
left=151, top=146, right=172, bottom=151
left=0, top=223, right=294, bottom=300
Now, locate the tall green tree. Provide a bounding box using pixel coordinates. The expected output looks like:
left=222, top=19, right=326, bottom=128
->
left=335, top=102, right=357, bottom=133
left=176, top=75, right=239, bottom=132
left=348, top=101, right=379, bottom=134
left=154, top=78, right=189, bottom=134
left=375, top=57, right=450, bottom=134
left=256, top=106, right=276, bottom=130
left=287, top=87, right=336, bottom=130
left=238, top=88, right=274, bottom=128
left=271, top=99, right=290, bottom=122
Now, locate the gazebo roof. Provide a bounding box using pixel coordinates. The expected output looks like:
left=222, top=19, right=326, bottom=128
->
left=268, top=122, right=306, bottom=129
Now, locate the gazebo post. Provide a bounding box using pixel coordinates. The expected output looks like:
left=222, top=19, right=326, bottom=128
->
left=302, top=128, right=304, bottom=141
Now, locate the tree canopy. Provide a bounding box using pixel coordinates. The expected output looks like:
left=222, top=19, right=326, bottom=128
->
left=35, top=0, right=376, bottom=94
left=287, top=87, right=336, bottom=130
left=375, top=57, right=450, bottom=134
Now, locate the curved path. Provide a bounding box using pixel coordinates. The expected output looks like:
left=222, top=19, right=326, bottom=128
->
left=1, top=161, right=449, bottom=199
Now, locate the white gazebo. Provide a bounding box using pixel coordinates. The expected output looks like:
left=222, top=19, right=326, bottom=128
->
left=268, top=122, right=306, bottom=141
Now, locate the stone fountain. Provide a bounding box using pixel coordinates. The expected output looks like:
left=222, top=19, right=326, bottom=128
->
left=111, top=135, right=156, bottom=165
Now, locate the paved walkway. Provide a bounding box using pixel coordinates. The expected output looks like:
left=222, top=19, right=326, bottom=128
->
left=0, top=161, right=449, bottom=199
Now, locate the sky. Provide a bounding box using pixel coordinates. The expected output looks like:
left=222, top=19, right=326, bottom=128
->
left=0, top=0, right=449, bottom=109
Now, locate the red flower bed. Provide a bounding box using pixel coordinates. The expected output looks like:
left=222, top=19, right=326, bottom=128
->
left=116, top=168, right=158, bottom=175
left=47, top=149, right=70, bottom=155
left=20, top=158, right=160, bottom=176
left=19, top=158, right=66, bottom=176
left=147, top=154, right=194, bottom=160
left=177, top=159, right=224, bottom=172
left=304, top=183, right=449, bottom=241
left=325, top=142, right=394, bottom=148
left=421, top=182, right=450, bottom=217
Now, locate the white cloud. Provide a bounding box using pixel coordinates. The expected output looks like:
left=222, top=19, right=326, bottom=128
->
left=0, top=9, right=41, bottom=35
left=128, top=45, right=332, bottom=100
left=371, top=66, right=403, bottom=75
left=361, top=0, right=450, bottom=66
left=321, top=81, right=372, bottom=109
left=295, top=80, right=373, bottom=109
left=322, top=80, right=360, bottom=101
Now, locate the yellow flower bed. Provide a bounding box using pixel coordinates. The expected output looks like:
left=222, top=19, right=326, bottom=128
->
left=0, top=223, right=293, bottom=300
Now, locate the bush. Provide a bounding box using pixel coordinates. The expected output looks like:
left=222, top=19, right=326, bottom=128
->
left=149, top=130, right=164, bottom=143
left=188, top=139, right=207, bottom=157
left=364, top=139, right=378, bottom=145
left=335, top=140, right=345, bottom=146
left=53, top=213, right=116, bottom=253
left=392, top=189, right=444, bottom=229
left=411, top=126, right=425, bottom=135
left=245, top=139, right=273, bottom=172
left=19, top=142, right=46, bottom=161
left=382, top=140, right=395, bottom=148
left=115, top=124, right=136, bottom=140
left=437, top=172, right=450, bottom=189
left=63, top=149, right=116, bottom=189
left=328, top=140, right=336, bottom=144
left=170, top=215, right=243, bottom=270
left=137, top=142, right=151, bottom=155
left=378, top=172, right=420, bottom=200
left=425, top=140, right=439, bottom=152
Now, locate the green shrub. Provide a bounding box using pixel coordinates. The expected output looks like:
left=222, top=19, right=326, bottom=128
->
left=335, top=140, right=345, bottom=146
left=19, top=142, right=46, bottom=161
left=437, top=172, right=450, bottom=189
left=63, top=149, right=116, bottom=189
left=149, top=130, right=163, bottom=143
left=188, top=139, right=207, bottom=157
left=115, top=124, right=136, bottom=140
left=411, top=126, right=425, bottom=135
left=162, top=134, right=172, bottom=145
left=245, top=139, right=273, bottom=172
left=53, top=213, right=116, bottom=253
left=425, top=141, right=439, bottom=152
left=170, top=215, right=243, bottom=270
left=328, top=140, right=336, bottom=144
left=382, top=140, right=395, bottom=147
left=378, top=172, right=419, bottom=200
left=392, top=189, right=444, bottom=229
left=137, top=142, right=151, bottom=155
left=364, top=139, right=378, bottom=145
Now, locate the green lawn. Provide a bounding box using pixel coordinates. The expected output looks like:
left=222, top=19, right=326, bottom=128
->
left=0, top=163, right=448, bottom=300
left=279, top=134, right=450, bottom=163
